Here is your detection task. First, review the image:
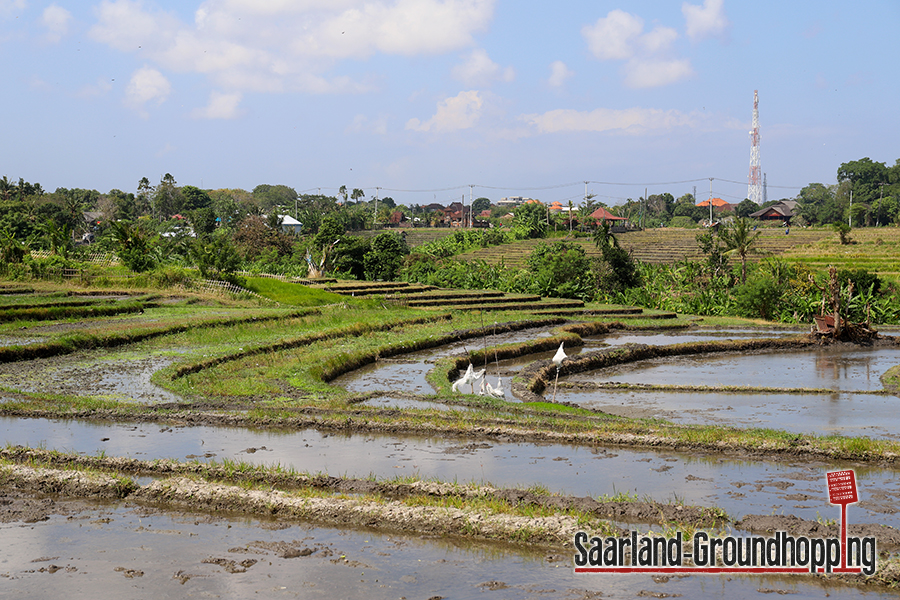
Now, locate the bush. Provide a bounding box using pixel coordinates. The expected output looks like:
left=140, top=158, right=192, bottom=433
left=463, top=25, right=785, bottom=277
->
left=733, top=276, right=784, bottom=320
left=669, top=216, right=697, bottom=228
left=526, top=240, right=594, bottom=300
left=363, top=232, right=409, bottom=281
left=837, top=268, right=881, bottom=296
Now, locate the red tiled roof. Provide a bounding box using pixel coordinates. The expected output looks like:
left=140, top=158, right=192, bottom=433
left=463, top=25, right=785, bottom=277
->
left=589, top=207, right=626, bottom=220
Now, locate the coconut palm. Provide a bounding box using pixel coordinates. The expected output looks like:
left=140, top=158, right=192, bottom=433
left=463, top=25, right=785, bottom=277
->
left=718, top=217, right=761, bottom=283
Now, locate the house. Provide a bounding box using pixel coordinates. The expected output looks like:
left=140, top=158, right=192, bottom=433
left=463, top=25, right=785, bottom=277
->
left=750, top=200, right=798, bottom=224
left=695, top=197, right=736, bottom=213
left=278, top=215, right=303, bottom=234
left=497, top=196, right=536, bottom=207
left=589, top=206, right=627, bottom=224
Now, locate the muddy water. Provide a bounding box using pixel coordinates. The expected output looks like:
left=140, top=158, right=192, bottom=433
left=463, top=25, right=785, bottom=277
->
left=334, top=328, right=811, bottom=395
left=560, top=388, right=900, bottom=439
left=332, top=325, right=556, bottom=398
left=588, top=346, right=900, bottom=392
left=4, top=416, right=900, bottom=530
left=1, top=500, right=886, bottom=600
left=586, top=328, right=804, bottom=348
left=0, top=353, right=181, bottom=404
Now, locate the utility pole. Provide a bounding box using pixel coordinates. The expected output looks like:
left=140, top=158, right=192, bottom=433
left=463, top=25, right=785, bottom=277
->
left=374, top=187, right=379, bottom=229
left=849, top=189, right=852, bottom=228
left=469, top=183, right=475, bottom=229
left=709, top=178, right=714, bottom=224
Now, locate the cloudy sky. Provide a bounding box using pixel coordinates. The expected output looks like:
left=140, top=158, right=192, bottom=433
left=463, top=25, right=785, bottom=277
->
left=2, top=0, right=898, bottom=206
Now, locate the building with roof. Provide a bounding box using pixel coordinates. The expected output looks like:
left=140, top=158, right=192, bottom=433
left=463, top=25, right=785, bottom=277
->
left=695, top=197, right=736, bottom=212
left=278, top=215, right=302, bottom=234
left=750, top=200, right=798, bottom=224
left=589, top=206, right=627, bottom=223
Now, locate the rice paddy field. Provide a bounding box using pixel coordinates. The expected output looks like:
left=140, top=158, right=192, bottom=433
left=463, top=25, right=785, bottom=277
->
left=2, top=245, right=900, bottom=597
left=457, top=226, right=900, bottom=281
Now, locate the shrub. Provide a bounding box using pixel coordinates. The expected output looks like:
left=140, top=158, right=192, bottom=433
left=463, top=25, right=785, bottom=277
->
left=526, top=240, right=594, bottom=300
left=363, top=232, right=409, bottom=281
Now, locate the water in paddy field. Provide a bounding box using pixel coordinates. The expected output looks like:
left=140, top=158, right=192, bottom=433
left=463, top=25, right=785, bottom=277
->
left=585, top=346, right=900, bottom=392
left=1, top=500, right=891, bottom=600
left=558, top=345, right=900, bottom=437
left=4, top=416, right=900, bottom=530
left=3, top=327, right=900, bottom=597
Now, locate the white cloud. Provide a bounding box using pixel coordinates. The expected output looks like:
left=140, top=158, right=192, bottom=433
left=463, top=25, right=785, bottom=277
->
left=639, top=26, right=678, bottom=55
left=582, top=9, right=644, bottom=61
left=451, top=48, right=513, bottom=87
left=125, top=66, right=171, bottom=117
left=191, top=90, right=242, bottom=119
left=0, top=0, right=27, bottom=18
left=682, top=0, right=729, bottom=42
left=90, top=0, right=495, bottom=95
left=623, top=58, right=694, bottom=89
left=547, top=60, right=573, bottom=88
left=406, top=90, right=483, bottom=133
left=40, top=4, right=73, bottom=43
left=521, top=107, right=699, bottom=135
left=582, top=9, right=691, bottom=89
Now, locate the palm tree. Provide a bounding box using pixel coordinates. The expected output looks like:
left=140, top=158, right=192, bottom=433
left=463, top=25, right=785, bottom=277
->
left=718, top=217, right=761, bottom=283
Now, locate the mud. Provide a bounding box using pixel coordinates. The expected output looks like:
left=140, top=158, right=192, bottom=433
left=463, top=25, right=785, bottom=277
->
left=4, top=317, right=900, bottom=595
left=2, top=495, right=885, bottom=600
left=0, top=351, right=181, bottom=403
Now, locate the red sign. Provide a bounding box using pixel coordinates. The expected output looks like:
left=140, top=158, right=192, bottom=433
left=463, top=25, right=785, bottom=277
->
left=827, top=470, right=858, bottom=505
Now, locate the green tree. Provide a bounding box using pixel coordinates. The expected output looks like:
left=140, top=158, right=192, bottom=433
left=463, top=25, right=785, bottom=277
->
left=252, top=184, right=297, bottom=212
left=181, top=185, right=212, bottom=211
left=313, top=215, right=344, bottom=253
left=696, top=230, right=729, bottom=277
left=187, top=207, right=217, bottom=238
left=0, top=229, right=27, bottom=264
left=513, top=202, right=547, bottom=238
left=526, top=240, right=594, bottom=300
left=152, top=173, right=180, bottom=220
left=471, top=197, right=491, bottom=215
left=363, top=232, right=408, bottom=280
left=592, top=221, right=640, bottom=292
left=735, top=198, right=759, bottom=218
left=40, top=220, right=73, bottom=258
left=191, top=230, right=242, bottom=281
left=838, top=157, right=890, bottom=206
left=110, top=220, right=157, bottom=272
left=718, top=217, right=761, bottom=283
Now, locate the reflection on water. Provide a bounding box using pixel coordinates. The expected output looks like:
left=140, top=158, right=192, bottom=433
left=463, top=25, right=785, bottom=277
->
left=588, top=347, right=900, bottom=392
left=3, top=416, right=900, bottom=528
left=1, top=501, right=887, bottom=600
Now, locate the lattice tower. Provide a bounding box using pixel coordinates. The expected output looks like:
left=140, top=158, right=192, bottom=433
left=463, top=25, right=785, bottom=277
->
left=748, top=90, right=761, bottom=204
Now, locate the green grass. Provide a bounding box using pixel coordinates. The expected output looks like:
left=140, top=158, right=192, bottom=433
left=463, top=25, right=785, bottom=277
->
left=242, top=277, right=348, bottom=306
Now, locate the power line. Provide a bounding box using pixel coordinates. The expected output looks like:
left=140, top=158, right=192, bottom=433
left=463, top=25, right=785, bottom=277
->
left=299, top=176, right=805, bottom=200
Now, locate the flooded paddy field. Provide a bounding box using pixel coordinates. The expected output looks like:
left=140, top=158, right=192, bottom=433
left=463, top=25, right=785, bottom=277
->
left=562, top=388, right=900, bottom=438
left=0, top=351, right=182, bottom=404
left=583, top=346, right=900, bottom=392
left=334, top=326, right=804, bottom=399
left=4, top=415, right=900, bottom=531
left=2, top=496, right=887, bottom=600
left=3, top=293, right=900, bottom=598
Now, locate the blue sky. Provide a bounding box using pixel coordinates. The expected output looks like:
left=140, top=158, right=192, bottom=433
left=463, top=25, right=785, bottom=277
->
left=2, top=0, right=898, bottom=207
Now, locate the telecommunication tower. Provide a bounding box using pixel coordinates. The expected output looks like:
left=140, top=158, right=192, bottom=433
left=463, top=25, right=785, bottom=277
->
left=748, top=90, right=761, bottom=204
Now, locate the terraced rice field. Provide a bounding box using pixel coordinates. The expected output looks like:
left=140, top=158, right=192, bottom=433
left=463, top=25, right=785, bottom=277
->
left=307, top=280, right=595, bottom=313
left=458, top=227, right=832, bottom=268
left=2, top=277, right=900, bottom=596
left=780, top=228, right=900, bottom=278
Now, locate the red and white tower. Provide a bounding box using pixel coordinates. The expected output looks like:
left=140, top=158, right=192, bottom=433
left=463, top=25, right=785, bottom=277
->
left=748, top=90, right=761, bottom=204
